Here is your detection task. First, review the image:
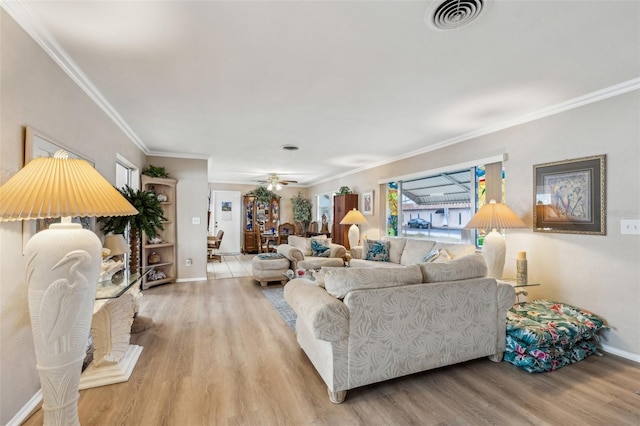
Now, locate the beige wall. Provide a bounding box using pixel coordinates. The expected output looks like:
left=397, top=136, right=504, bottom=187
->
left=0, top=10, right=146, bottom=423
left=145, top=156, right=209, bottom=281
left=308, top=91, right=640, bottom=359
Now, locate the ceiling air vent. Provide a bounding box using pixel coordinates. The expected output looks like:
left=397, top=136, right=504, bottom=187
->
left=426, top=0, right=489, bottom=31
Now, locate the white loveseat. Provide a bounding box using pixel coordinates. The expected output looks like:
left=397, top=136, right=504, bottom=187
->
left=284, top=255, right=516, bottom=403
left=276, top=235, right=346, bottom=270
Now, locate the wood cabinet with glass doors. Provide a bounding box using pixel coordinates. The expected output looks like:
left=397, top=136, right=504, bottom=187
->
left=243, top=195, right=280, bottom=253
left=141, top=176, right=177, bottom=289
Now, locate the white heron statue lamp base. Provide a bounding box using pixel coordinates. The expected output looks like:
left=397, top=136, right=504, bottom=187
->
left=0, top=149, right=138, bottom=425
left=26, top=220, right=101, bottom=426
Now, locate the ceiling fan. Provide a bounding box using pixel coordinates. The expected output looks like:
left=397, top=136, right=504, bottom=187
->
left=258, top=173, right=298, bottom=190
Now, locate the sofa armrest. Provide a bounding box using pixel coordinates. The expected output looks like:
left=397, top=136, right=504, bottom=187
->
left=277, top=244, right=305, bottom=262
left=284, top=279, right=349, bottom=342
left=329, top=243, right=347, bottom=259
left=350, top=246, right=363, bottom=259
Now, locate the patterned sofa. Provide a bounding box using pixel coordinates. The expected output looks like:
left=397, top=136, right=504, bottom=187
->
left=349, top=236, right=477, bottom=268
left=284, top=255, right=516, bottom=403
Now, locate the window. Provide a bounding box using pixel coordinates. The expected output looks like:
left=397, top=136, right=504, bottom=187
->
left=316, top=192, right=333, bottom=224
left=384, top=159, right=505, bottom=245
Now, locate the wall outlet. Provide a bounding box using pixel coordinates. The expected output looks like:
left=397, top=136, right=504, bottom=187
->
left=620, top=219, right=640, bottom=235
left=186, top=258, right=193, bottom=267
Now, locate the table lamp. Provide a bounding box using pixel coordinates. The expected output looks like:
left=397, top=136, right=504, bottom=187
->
left=464, top=199, right=526, bottom=279
left=339, top=208, right=367, bottom=249
left=0, top=150, right=138, bottom=425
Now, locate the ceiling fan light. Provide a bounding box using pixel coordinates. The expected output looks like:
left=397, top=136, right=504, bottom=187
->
left=276, top=183, right=282, bottom=191
left=267, top=183, right=273, bottom=191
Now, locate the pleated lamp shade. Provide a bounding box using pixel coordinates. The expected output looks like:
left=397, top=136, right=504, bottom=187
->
left=464, top=200, right=526, bottom=231
left=339, top=208, right=368, bottom=225
left=0, top=150, right=138, bottom=221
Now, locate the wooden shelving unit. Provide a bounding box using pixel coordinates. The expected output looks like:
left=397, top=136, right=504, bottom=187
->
left=141, top=176, right=177, bottom=289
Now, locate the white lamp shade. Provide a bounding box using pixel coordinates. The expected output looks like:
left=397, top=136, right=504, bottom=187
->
left=103, top=234, right=130, bottom=256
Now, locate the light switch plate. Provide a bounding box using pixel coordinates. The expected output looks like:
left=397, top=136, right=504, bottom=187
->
left=192, top=217, right=200, bottom=225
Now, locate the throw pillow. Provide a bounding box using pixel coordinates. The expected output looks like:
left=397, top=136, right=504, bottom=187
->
left=422, top=248, right=451, bottom=263
left=363, top=239, right=390, bottom=262
left=311, top=238, right=331, bottom=257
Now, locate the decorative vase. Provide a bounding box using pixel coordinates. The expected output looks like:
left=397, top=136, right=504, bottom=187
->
left=516, top=251, right=528, bottom=285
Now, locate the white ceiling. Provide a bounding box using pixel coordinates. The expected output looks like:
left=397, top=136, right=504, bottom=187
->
left=5, top=1, right=640, bottom=186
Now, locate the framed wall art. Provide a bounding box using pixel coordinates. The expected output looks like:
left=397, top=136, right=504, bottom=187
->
left=533, top=155, right=605, bottom=235
left=362, top=190, right=374, bottom=216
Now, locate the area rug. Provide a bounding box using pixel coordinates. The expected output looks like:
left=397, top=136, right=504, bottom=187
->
left=261, top=287, right=296, bottom=332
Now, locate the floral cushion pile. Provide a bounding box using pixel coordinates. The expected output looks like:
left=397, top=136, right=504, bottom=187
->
left=504, top=300, right=606, bottom=373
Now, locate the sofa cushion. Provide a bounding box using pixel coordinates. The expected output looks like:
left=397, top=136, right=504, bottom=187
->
left=419, top=254, right=487, bottom=283
left=433, top=242, right=476, bottom=259
left=422, top=248, right=451, bottom=263
left=324, top=265, right=423, bottom=299
left=383, top=237, right=406, bottom=264
left=311, top=238, right=331, bottom=257
left=363, top=239, right=390, bottom=262
left=400, top=239, right=437, bottom=265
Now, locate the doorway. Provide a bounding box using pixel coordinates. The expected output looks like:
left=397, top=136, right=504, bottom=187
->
left=209, top=190, right=242, bottom=254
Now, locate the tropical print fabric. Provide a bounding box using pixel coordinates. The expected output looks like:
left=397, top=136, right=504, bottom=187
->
left=311, top=238, right=331, bottom=257
left=363, top=239, right=390, bottom=261
left=504, top=300, right=606, bottom=373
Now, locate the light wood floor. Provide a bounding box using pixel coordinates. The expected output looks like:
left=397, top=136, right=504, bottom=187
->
left=24, top=277, right=640, bottom=426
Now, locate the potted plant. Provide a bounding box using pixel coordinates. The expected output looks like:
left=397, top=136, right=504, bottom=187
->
left=99, top=185, right=167, bottom=270
left=247, top=186, right=280, bottom=204
left=141, top=165, right=170, bottom=178
left=338, top=186, right=352, bottom=195
left=291, top=192, right=312, bottom=233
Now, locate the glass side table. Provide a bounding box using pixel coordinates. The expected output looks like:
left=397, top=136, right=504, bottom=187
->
left=79, top=267, right=153, bottom=389
left=498, top=279, right=541, bottom=302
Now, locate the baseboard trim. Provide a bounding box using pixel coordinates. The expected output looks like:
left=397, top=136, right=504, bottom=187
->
left=176, top=276, right=207, bottom=283
left=7, top=390, right=42, bottom=426
left=601, top=344, right=640, bottom=363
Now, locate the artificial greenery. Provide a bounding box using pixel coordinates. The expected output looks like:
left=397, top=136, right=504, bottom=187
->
left=247, top=186, right=280, bottom=204
left=291, top=192, right=312, bottom=226
left=338, top=186, right=352, bottom=195
left=142, top=165, right=170, bottom=178
left=99, top=185, right=167, bottom=269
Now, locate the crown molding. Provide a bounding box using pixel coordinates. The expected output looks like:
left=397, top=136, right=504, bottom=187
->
left=1, top=0, right=150, bottom=154
left=146, top=150, right=211, bottom=161
left=312, top=77, right=640, bottom=186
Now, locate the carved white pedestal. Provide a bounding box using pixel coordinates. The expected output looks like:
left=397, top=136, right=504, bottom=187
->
left=79, top=290, right=143, bottom=389
left=79, top=345, right=142, bottom=390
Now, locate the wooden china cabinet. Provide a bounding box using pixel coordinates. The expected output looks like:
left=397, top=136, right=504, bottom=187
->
left=332, top=193, right=358, bottom=249
left=242, top=195, right=280, bottom=253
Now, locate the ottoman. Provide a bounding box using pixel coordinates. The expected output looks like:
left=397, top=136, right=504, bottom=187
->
left=251, top=254, right=290, bottom=287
